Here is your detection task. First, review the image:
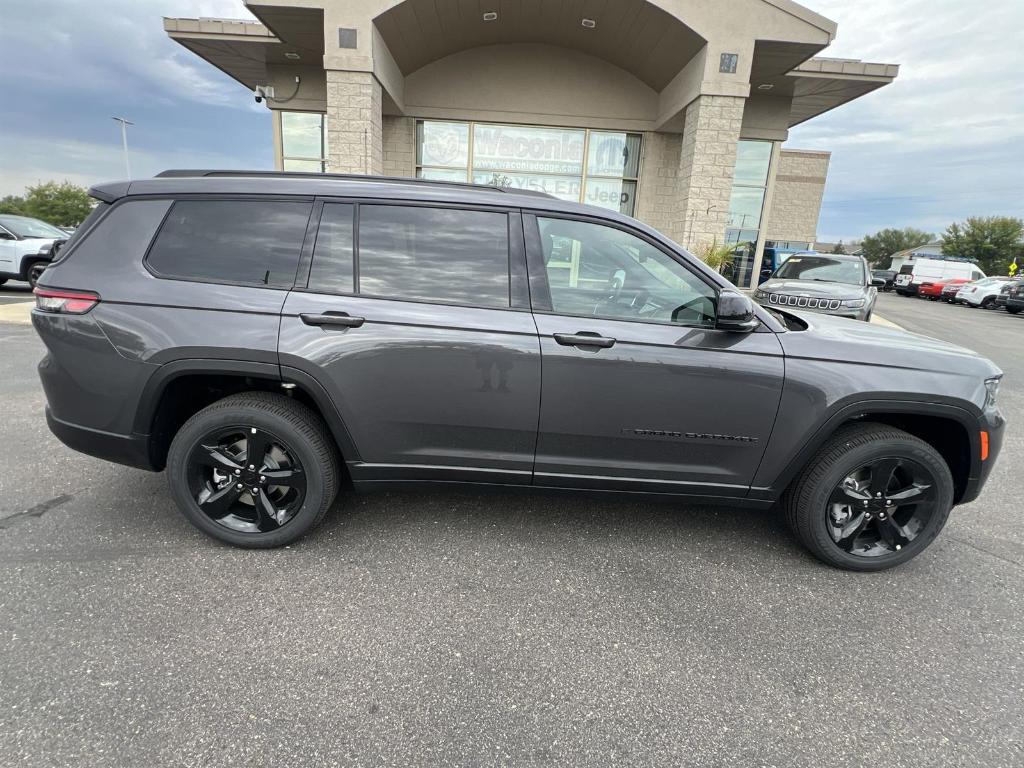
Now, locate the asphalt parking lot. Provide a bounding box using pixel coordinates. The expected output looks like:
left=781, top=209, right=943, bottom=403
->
left=1, top=286, right=1021, bottom=767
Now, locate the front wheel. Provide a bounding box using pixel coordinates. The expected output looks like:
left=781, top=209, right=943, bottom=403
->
left=1008, top=307, right=1022, bottom=315
left=782, top=423, right=954, bottom=571
left=166, top=392, right=340, bottom=548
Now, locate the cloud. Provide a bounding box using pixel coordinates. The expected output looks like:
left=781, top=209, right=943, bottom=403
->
left=791, top=0, right=1024, bottom=242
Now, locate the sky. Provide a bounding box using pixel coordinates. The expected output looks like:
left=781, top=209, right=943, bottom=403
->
left=1, top=0, right=1022, bottom=243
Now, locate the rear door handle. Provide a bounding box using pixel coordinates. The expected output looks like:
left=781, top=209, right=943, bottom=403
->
left=553, top=332, right=616, bottom=349
left=300, top=312, right=365, bottom=328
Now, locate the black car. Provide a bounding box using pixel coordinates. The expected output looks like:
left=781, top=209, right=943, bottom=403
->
left=31, top=170, right=1006, bottom=571
left=1003, top=280, right=1024, bottom=314
left=871, top=269, right=897, bottom=292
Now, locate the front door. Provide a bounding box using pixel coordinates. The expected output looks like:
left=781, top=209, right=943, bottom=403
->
left=526, top=214, right=785, bottom=497
left=279, top=201, right=541, bottom=485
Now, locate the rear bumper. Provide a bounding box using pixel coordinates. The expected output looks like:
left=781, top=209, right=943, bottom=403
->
left=46, top=407, right=157, bottom=471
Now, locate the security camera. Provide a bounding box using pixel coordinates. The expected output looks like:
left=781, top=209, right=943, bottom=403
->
left=253, top=85, right=274, bottom=104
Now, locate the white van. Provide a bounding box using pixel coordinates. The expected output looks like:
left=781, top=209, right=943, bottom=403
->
left=894, top=257, right=985, bottom=296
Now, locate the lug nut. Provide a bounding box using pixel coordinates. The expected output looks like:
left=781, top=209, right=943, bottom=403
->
left=249, top=464, right=255, bottom=470
left=236, top=483, right=243, bottom=490
left=234, top=469, right=241, bottom=475
left=251, top=487, right=259, bottom=495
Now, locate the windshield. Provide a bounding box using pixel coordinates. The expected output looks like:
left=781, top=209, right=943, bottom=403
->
left=774, top=256, right=865, bottom=286
left=0, top=215, right=66, bottom=239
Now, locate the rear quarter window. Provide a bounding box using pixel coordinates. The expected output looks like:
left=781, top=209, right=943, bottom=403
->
left=146, top=199, right=312, bottom=288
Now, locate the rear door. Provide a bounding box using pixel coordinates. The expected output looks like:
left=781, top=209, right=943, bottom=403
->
left=525, top=213, right=785, bottom=496
left=279, top=200, right=541, bottom=484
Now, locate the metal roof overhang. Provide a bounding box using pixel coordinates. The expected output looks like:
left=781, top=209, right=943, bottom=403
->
left=787, top=59, right=900, bottom=126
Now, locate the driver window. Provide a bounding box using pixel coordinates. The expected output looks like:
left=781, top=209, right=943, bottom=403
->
left=537, top=217, right=716, bottom=327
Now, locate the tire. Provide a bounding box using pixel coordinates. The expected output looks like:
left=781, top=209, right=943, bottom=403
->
left=782, top=423, right=954, bottom=571
left=1008, top=307, right=1021, bottom=315
left=166, top=392, right=340, bottom=548
left=26, top=262, right=46, bottom=289
left=0, top=278, right=7, bottom=287
left=980, top=296, right=996, bottom=310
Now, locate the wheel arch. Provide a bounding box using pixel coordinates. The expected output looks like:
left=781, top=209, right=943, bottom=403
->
left=757, top=399, right=982, bottom=505
left=136, top=360, right=361, bottom=471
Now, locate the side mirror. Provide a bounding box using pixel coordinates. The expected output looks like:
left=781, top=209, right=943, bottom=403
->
left=871, top=278, right=886, bottom=287
left=716, top=290, right=759, bottom=333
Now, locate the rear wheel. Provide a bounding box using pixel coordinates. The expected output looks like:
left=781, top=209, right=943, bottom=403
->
left=981, top=296, right=996, bottom=309
left=166, top=392, right=339, bottom=548
left=26, top=262, right=46, bottom=289
left=782, top=423, right=954, bottom=571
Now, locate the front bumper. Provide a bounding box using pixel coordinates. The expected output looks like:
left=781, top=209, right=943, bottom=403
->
left=962, top=405, right=1007, bottom=505
left=755, top=295, right=871, bottom=321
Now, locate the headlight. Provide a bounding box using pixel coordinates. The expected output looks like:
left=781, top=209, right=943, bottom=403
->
left=754, top=289, right=768, bottom=300
left=841, top=299, right=866, bottom=308
left=984, top=377, right=1002, bottom=409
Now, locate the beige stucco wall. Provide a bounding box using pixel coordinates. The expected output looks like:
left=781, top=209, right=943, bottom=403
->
left=634, top=132, right=685, bottom=245
left=764, top=149, right=830, bottom=244
left=402, top=44, right=658, bottom=132
left=382, top=116, right=416, bottom=177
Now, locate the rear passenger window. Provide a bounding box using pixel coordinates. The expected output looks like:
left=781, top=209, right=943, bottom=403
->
left=309, top=203, right=354, bottom=294
left=357, top=205, right=509, bottom=308
left=147, top=200, right=312, bottom=288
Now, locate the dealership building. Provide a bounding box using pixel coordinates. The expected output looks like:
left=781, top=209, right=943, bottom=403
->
left=165, top=0, right=897, bottom=288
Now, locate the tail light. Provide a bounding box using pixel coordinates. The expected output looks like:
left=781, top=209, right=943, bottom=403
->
left=33, top=287, right=100, bottom=314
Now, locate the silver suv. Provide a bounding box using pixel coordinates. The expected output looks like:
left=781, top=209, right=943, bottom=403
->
left=754, top=253, right=882, bottom=321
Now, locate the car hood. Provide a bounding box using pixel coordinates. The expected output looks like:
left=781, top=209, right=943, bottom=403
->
left=15, top=237, right=57, bottom=249
left=760, top=279, right=864, bottom=300
left=776, top=309, right=1001, bottom=379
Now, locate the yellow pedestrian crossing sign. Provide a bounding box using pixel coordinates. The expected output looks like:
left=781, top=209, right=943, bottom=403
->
left=1011, top=258, right=1019, bottom=277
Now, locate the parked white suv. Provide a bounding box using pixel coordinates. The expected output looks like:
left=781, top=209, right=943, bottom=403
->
left=0, top=214, right=66, bottom=288
left=957, top=276, right=1015, bottom=309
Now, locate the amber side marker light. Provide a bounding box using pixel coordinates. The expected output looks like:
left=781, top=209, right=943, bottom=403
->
left=33, top=287, right=100, bottom=315
left=980, top=431, right=990, bottom=462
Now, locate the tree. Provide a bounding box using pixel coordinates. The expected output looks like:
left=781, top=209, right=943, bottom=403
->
left=860, top=228, right=934, bottom=268
left=942, top=216, right=1024, bottom=276
left=0, top=194, right=27, bottom=216
left=18, top=182, right=94, bottom=227
left=833, top=240, right=847, bottom=255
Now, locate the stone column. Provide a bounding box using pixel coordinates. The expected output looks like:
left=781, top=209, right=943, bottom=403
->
left=325, top=70, right=383, bottom=175
left=676, top=95, right=745, bottom=254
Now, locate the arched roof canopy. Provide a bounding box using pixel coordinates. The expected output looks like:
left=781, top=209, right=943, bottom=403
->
left=373, top=0, right=706, bottom=92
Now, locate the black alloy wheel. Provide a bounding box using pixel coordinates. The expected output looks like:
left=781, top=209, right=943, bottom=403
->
left=782, top=423, right=954, bottom=571
left=186, top=426, right=306, bottom=533
left=826, top=457, right=938, bottom=558
left=27, top=264, right=46, bottom=289
left=167, top=392, right=339, bottom=548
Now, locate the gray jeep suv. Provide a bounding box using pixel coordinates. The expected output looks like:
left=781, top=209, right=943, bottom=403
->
left=754, top=253, right=881, bottom=321
left=31, top=171, right=1005, bottom=571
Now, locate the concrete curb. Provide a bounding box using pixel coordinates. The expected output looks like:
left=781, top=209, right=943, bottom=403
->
left=0, top=301, right=34, bottom=326
left=870, top=314, right=903, bottom=331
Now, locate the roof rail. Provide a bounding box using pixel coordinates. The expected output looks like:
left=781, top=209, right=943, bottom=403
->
left=153, top=169, right=557, bottom=199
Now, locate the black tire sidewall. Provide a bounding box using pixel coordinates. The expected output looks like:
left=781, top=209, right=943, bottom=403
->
left=167, top=404, right=332, bottom=547
left=802, top=439, right=954, bottom=571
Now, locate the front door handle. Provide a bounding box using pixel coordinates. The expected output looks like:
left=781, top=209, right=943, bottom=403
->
left=300, top=312, right=365, bottom=328
left=553, top=332, right=616, bottom=349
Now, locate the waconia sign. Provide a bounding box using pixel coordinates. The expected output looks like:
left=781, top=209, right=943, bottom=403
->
left=418, top=120, right=641, bottom=215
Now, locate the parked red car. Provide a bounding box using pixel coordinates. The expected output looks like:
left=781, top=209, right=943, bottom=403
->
left=919, top=278, right=971, bottom=300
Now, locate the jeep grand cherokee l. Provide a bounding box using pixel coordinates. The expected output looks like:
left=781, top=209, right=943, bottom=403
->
left=31, top=171, right=1006, bottom=571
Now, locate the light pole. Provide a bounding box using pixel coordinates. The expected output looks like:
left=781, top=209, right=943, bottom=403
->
left=111, top=116, right=134, bottom=178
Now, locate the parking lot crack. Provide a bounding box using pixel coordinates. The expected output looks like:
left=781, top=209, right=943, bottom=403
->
left=0, top=494, right=74, bottom=530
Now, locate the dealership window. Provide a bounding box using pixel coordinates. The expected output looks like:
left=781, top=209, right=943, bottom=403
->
left=416, top=121, right=642, bottom=216
left=725, top=140, right=773, bottom=289
left=280, top=112, right=327, bottom=172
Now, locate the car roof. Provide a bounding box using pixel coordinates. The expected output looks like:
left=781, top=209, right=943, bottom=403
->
left=89, top=170, right=638, bottom=225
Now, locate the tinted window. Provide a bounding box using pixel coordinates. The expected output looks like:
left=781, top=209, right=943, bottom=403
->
left=357, top=205, right=509, bottom=307
left=537, top=217, right=716, bottom=327
left=774, top=256, right=865, bottom=286
left=147, top=200, right=312, bottom=287
left=309, top=203, right=354, bottom=293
